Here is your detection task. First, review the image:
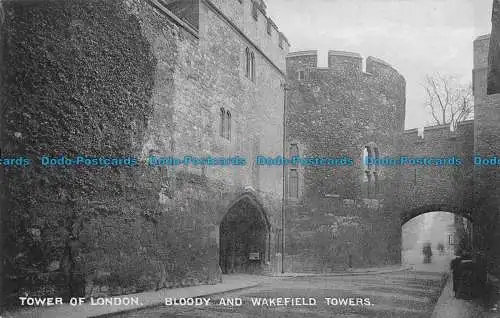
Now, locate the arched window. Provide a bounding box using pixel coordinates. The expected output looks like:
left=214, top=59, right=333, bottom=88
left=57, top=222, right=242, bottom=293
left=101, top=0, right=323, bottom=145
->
left=226, top=111, right=231, bottom=140
left=245, top=48, right=250, bottom=78
left=289, top=169, right=298, bottom=198
left=220, top=107, right=225, bottom=137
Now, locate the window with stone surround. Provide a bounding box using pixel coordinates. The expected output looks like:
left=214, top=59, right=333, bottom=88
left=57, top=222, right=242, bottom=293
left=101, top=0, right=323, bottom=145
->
left=245, top=47, right=250, bottom=78
left=297, top=70, right=305, bottom=81
left=220, top=107, right=225, bottom=138
left=288, top=143, right=300, bottom=199
left=362, top=143, right=380, bottom=198
left=289, top=169, right=298, bottom=198
left=226, top=111, right=232, bottom=140
left=245, top=48, right=256, bottom=81
left=219, top=107, right=231, bottom=141
left=289, top=143, right=299, bottom=160
left=250, top=52, right=255, bottom=81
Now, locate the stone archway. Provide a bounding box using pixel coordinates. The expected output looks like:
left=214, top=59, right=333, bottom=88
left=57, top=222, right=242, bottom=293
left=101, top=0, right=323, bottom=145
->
left=401, top=204, right=473, bottom=226
left=401, top=206, right=475, bottom=267
left=219, top=194, right=270, bottom=274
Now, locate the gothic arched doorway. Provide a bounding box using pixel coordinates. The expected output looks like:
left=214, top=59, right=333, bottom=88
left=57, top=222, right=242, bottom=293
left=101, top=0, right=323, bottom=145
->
left=219, top=195, right=270, bottom=274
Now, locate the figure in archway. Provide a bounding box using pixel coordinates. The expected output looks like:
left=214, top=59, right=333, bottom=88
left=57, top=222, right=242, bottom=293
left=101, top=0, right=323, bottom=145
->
left=422, top=242, right=432, bottom=264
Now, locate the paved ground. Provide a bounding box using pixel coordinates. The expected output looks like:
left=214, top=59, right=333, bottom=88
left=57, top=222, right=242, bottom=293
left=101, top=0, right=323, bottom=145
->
left=109, top=270, right=446, bottom=318
left=5, top=275, right=268, bottom=318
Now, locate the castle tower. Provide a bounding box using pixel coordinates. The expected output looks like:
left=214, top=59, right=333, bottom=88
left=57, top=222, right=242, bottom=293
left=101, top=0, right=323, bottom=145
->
left=283, top=50, right=406, bottom=272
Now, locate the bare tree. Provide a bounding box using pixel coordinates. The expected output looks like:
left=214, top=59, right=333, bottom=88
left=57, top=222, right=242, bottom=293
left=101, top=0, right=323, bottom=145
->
left=423, top=73, right=473, bottom=130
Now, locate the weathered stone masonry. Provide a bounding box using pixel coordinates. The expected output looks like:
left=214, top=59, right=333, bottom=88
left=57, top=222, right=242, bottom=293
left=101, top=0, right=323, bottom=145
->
left=284, top=50, right=406, bottom=272
left=1, top=0, right=289, bottom=302
left=474, top=6, right=500, bottom=276
left=2, top=0, right=500, bottom=304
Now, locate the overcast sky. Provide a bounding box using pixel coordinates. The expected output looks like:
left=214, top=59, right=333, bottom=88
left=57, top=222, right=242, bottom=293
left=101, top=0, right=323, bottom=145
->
left=267, top=0, right=494, bottom=129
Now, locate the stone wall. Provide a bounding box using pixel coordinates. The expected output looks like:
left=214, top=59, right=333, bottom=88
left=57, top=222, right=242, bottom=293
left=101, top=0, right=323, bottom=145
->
left=399, top=121, right=475, bottom=222
left=1, top=0, right=287, bottom=304
left=488, top=0, right=500, bottom=94
left=473, top=14, right=500, bottom=276
left=0, top=0, right=5, bottom=308
left=283, top=51, right=406, bottom=271
left=473, top=93, right=500, bottom=277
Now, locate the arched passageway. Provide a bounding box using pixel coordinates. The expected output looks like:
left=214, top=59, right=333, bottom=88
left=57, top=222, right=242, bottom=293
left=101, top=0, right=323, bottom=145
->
left=219, top=195, right=270, bottom=274
left=401, top=204, right=473, bottom=226
left=401, top=210, right=473, bottom=272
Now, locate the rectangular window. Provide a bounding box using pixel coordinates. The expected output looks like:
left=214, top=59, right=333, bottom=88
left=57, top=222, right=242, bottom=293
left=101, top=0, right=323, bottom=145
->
left=289, top=169, right=298, bottom=198
left=226, top=112, right=231, bottom=140
left=289, top=143, right=299, bottom=159
left=297, top=70, right=305, bottom=81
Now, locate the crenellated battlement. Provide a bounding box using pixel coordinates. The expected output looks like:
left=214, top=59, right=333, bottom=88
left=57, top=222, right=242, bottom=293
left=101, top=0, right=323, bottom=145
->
left=204, top=0, right=290, bottom=68
left=286, top=50, right=403, bottom=79
left=157, top=0, right=290, bottom=70
left=403, top=120, right=474, bottom=141
left=328, top=50, right=362, bottom=72
left=286, top=49, right=407, bottom=135
left=286, top=50, right=405, bottom=97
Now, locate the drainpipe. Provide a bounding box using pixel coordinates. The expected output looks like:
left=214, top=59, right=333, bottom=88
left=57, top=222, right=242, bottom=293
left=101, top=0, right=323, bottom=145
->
left=281, top=82, right=288, bottom=274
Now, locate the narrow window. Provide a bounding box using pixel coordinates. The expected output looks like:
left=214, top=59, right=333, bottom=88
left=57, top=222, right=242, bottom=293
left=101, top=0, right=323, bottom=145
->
left=250, top=52, right=255, bottom=81
left=289, top=169, right=298, bottom=198
left=365, top=146, right=373, bottom=171
left=289, top=144, right=299, bottom=163
left=226, top=111, right=231, bottom=140
left=267, top=20, right=272, bottom=35
left=220, top=107, right=225, bottom=137
left=297, top=70, right=305, bottom=81
left=366, top=171, right=372, bottom=198
left=245, top=47, right=250, bottom=78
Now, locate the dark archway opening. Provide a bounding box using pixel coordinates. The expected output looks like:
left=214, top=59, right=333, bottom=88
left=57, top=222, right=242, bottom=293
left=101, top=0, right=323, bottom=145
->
left=219, top=196, right=269, bottom=274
